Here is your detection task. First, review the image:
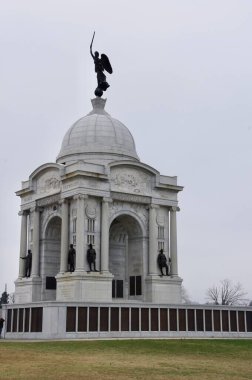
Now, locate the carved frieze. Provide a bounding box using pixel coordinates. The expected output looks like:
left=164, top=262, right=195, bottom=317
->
left=62, top=180, right=79, bottom=191
left=37, top=194, right=61, bottom=207
left=110, top=167, right=153, bottom=195
left=35, top=168, right=61, bottom=195
left=111, top=191, right=150, bottom=204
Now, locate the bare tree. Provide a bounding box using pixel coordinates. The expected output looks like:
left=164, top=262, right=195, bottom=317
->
left=206, top=285, right=219, bottom=305
left=206, top=279, right=248, bottom=305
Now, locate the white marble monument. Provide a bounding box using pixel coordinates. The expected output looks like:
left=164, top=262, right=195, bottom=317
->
left=15, top=97, right=183, bottom=305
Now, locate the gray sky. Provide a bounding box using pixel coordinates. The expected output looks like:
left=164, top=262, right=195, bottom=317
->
left=0, top=0, right=251, bottom=303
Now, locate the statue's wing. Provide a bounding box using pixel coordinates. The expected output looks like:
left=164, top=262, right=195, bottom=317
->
left=101, top=54, right=113, bottom=74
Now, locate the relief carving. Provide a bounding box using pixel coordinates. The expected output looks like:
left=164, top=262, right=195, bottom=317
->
left=45, top=178, right=60, bottom=191
left=85, top=204, right=97, bottom=219
left=110, top=168, right=153, bottom=195
left=35, top=169, right=61, bottom=195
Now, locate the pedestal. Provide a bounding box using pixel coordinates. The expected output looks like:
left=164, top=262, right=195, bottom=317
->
left=56, top=271, right=114, bottom=302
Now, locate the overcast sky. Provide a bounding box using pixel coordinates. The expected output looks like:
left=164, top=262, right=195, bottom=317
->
left=0, top=0, right=251, bottom=303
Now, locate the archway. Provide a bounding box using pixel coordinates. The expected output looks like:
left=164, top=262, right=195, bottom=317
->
left=109, top=214, right=144, bottom=300
left=41, top=216, right=61, bottom=300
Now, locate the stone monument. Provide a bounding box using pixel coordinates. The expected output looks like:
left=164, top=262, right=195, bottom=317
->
left=14, top=95, right=183, bottom=304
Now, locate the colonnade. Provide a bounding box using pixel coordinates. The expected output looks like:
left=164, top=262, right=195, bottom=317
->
left=18, top=196, right=112, bottom=278
left=18, top=197, right=179, bottom=279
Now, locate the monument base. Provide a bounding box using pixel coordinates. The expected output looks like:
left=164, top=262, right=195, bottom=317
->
left=15, top=277, right=42, bottom=303
left=145, top=275, right=183, bottom=303
left=56, top=271, right=114, bottom=302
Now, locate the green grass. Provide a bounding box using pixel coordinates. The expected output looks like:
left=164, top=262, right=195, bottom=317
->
left=0, top=339, right=252, bottom=379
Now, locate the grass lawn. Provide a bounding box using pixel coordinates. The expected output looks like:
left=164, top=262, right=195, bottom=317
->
left=0, top=339, right=252, bottom=379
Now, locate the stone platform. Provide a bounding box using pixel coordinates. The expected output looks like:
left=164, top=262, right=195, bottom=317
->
left=2, top=302, right=252, bottom=340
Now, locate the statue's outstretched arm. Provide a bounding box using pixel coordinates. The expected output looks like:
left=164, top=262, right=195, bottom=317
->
left=90, top=31, right=95, bottom=59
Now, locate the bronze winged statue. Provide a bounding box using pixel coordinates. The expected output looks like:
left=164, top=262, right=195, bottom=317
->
left=90, top=31, right=113, bottom=97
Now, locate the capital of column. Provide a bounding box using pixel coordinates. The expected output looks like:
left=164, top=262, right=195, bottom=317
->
left=73, top=194, right=87, bottom=201
left=18, top=209, right=29, bottom=216
left=30, top=206, right=43, bottom=213
left=150, top=203, right=159, bottom=209
left=58, top=198, right=69, bottom=206
left=170, top=206, right=180, bottom=212
left=102, top=197, right=112, bottom=203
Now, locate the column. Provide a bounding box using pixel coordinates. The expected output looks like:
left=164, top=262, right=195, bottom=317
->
left=18, top=210, right=28, bottom=278
left=31, top=207, right=40, bottom=277
left=75, top=195, right=85, bottom=271
left=170, top=206, right=179, bottom=276
left=100, top=198, right=110, bottom=273
left=60, top=199, right=69, bottom=273
left=148, top=204, right=158, bottom=275
left=166, top=207, right=170, bottom=258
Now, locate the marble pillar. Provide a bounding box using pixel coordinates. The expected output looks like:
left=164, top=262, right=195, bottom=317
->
left=170, top=206, right=179, bottom=276
left=101, top=198, right=110, bottom=273
left=149, top=204, right=158, bottom=275
left=75, top=195, right=86, bottom=271
left=59, top=199, right=69, bottom=273
left=31, top=207, right=40, bottom=277
left=18, top=210, right=28, bottom=278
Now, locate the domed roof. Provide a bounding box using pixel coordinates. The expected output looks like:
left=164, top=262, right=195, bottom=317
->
left=56, top=98, right=139, bottom=164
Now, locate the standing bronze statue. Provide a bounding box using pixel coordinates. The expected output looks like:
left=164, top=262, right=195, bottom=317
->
left=87, top=243, right=98, bottom=272
left=90, top=31, right=113, bottom=97
left=157, top=249, right=169, bottom=276
left=68, top=244, right=76, bottom=272
left=21, top=249, right=32, bottom=277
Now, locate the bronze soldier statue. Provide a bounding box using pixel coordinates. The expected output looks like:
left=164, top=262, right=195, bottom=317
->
left=21, top=249, right=32, bottom=277
left=87, top=243, right=98, bottom=272
left=157, top=249, right=169, bottom=276
left=90, top=31, right=113, bottom=97
left=68, top=244, right=76, bottom=272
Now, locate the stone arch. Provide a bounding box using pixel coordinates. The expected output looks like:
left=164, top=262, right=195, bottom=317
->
left=41, top=215, right=61, bottom=301
left=109, top=213, right=146, bottom=300
left=109, top=209, right=147, bottom=238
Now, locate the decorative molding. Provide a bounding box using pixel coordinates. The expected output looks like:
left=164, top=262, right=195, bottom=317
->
left=37, top=194, right=61, bottom=207
left=111, top=191, right=150, bottom=204
left=156, top=208, right=165, bottom=226
left=62, top=180, right=79, bottom=191
left=73, top=194, right=86, bottom=201
left=18, top=210, right=29, bottom=216
left=170, top=206, right=180, bottom=212
left=30, top=206, right=43, bottom=213
left=85, top=204, right=97, bottom=219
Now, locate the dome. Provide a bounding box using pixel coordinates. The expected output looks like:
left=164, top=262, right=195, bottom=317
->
left=56, top=98, right=139, bottom=164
